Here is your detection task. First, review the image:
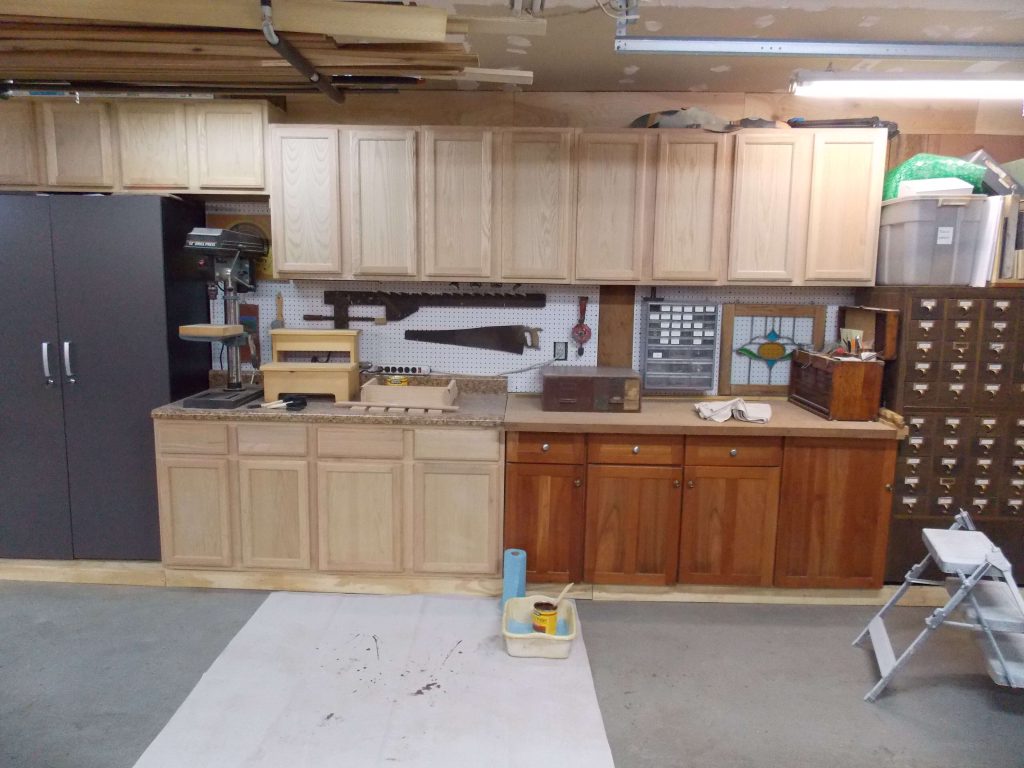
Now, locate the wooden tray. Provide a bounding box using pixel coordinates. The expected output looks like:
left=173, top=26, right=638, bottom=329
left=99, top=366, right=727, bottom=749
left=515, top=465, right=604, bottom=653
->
left=360, top=378, right=458, bottom=408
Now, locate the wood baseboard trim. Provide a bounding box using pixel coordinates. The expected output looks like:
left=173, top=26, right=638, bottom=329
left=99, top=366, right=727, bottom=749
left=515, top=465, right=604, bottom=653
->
left=163, top=569, right=504, bottom=595
left=589, top=583, right=954, bottom=607
left=0, top=559, right=166, bottom=587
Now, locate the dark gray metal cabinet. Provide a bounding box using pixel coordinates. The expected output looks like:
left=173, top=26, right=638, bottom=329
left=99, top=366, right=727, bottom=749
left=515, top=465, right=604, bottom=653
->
left=0, top=195, right=208, bottom=560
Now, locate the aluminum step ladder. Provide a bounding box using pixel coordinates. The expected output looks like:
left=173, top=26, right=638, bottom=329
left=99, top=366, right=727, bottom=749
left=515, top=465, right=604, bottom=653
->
left=854, top=511, right=1024, bottom=702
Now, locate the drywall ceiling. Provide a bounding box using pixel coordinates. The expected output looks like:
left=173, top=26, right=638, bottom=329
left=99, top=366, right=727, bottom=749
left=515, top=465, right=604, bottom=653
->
left=447, top=0, right=1024, bottom=91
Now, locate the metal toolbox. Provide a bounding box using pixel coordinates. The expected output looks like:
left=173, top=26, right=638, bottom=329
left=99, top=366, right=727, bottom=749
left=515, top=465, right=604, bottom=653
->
left=540, top=365, right=641, bottom=412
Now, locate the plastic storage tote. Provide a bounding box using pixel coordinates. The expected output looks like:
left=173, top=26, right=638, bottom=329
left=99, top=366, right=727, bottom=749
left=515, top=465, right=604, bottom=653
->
left=501, top=595, right=578, bottom=659
left=876, top=195, right=987, bottom=285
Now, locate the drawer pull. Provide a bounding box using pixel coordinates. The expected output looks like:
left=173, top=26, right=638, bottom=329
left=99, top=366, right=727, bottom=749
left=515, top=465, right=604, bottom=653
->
left=729, top=448, right=738, bottom=457
left=573, top=478, right=582, bottom=488
left=632, top=446, right=640, bottom=455
left=541, top=443, right=550, bottom=453
left=673, top=479, right=681, bottom=488
left=687, top=480, right=695, bottom=489
left=884, top=483, right=893, bottom=492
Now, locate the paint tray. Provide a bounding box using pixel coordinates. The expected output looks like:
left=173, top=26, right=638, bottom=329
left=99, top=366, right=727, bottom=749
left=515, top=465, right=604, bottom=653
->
left=501, top=595, right=578, bottom=659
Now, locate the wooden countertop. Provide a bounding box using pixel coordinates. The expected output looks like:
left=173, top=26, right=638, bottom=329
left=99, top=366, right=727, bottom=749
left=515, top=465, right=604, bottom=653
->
left=503, top=396, right=903, bottom=440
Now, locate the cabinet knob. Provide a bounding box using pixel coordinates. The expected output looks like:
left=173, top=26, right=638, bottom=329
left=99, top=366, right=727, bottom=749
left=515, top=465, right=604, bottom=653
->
left=573, top=478, right=582, bottom=487
left=687, top=480, right=695, bottom=489
left=673, top=479, right=681, bottom=488
left=729, top=448, right=738, bottom=457
left=541, top=443, right=550, bottom=452
left=632, top=446, right=640, bottom=455
left=884, top=483, right=894, bottom=492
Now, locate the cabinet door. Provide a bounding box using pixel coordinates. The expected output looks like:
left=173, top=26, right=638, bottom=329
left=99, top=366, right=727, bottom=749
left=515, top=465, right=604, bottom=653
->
left=116, top=102, right=189, bottom=188
left=238, top=459, right=310, bottom=570
left=192, top=102, right=265, bottom=188
left=652, top=132, right=731, bottom=282
left=504, top=462, right=585, bottom=582
left=420, top=127, right=495, bottom=279
left=498, top=129, right=575, bottom=281
left=574, top=132, right=649, bottom=281
left=584, top=464, right=682, bottom=586
left=728, top=131, right=812, bottom=282
left=269, top=126, right=342, bottom=275
left=157, top=457, right=233, bottom=567
left=679, top=465, right=780, bottom=586
left=343, top=128, right=418, bottom=277
left=413, top=462, right=501, bottom=575
left=775, top=438, right=896, bottom=588
left=0, top=101, right=41, bottom=185
left=318, top=461, right=404, bottom=573
left=38, top=102, right=114, bottom=187
left=804, top=129, right=887, bottom=283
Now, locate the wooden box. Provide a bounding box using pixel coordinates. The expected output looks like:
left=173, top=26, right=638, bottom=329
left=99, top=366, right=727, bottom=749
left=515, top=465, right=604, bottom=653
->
left=541, top=366, right=641, bottom=412
left=360, top=378, right=458, bottom=408
left=788, top=349, right=884, bottom=421
left=261, top=329, right=360, bottom=402
left=837, top=305, right=900, bottom=360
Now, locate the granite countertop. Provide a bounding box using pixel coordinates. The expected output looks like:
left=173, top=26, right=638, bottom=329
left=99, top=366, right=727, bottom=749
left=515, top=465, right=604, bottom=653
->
left=503, top=395, right=905, bottom=439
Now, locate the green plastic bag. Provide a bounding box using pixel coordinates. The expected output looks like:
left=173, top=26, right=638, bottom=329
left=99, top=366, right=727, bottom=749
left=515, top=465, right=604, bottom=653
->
left=882, top=153, right=985, bottom=200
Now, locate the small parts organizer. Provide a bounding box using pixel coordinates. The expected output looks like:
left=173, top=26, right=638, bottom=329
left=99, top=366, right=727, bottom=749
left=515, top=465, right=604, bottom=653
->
left=640, top=298, right=719, bottom=394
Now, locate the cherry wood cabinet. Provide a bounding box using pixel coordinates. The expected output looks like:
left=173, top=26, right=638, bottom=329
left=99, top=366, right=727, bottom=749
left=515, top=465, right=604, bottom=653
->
left=584, top=463, right=683, bottom=586
left=774, top=438, right=896, bottom=588
left=679, top=465, right=780, bottom=586
left=504, top=462, right=585, bottom=583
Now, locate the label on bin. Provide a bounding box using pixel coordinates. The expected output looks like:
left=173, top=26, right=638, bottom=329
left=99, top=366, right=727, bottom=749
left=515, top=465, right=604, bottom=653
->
left=936, top=226, right=955, bottom=245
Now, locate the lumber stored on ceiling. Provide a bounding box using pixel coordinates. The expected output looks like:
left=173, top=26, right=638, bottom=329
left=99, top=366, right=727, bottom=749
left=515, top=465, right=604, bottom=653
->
left=0, top=0, right=449, bottom=43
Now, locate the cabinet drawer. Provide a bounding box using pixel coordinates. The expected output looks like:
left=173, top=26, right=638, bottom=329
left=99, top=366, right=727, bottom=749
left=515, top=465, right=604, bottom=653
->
left=685, top=436, right=782, bottom=466
left=155, top=422, right=228, bottom=455
left=943, top=341, right=976, bottom=362
left=944, top=318, right=977, bottom=342
left=907, top=318, right=941, bottom=341
left=983, top=319, right=1015, bottom=342
left=318, top=426, right=404, bottom=459
left=588, top=434, right=684, bottom=465
left=910, top=297, right=944, bottom=320
left=975, top=382, right=1005, bottom=407
left=986, top=298, right=1018, bottom=323
left=908, top=361, right=939, bottom=382
left=506, top=432, right=584, bottom=464
left=945, top=298, right=981, bottom=319
left=938, top=414, right=967, bottom=438
left=906, top=414, right=937, bottom=439
left=414, top=428, right=500, bottom=461
left=237, top=424, right=308, bottom=456
left=909, top=340, right=941, bottom=362
left=981, top=341, right=1012, bottom=363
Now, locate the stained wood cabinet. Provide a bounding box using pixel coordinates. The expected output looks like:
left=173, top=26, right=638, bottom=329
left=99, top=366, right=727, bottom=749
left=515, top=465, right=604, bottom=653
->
left=497, top=129, right=575, bottom=282
left=115, top=102, right=189, bottom=189
left=270, top=126, right=343, bottom=275
left=574, top=131, right=650, bottom=282
left=652, top=132, right=731, bottom=282
left=505, top=463, right=585, bottom=583
left=584, top=463, right=683, bottom=585
left=343, top=127, right=418, bottom=277
left=238, top=459, right=311, bottom=570
left=420, top=127, right=495, bottom=279
left=728, top=131, right=812, bottom=282
left=0, top=101, right=41, bottom=185
left=156, top=457, right=233, bottom=568
left=318, top=461, right=404, bottom=573
left=679, top=465, right=780, bottom=586
left=39, top=102, right=115, bottom=188
left=774, top=438, right=896, bottom=588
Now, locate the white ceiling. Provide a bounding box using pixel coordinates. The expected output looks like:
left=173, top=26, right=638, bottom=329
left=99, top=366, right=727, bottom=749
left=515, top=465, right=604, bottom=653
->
left=439, top=0, right=1024, bottom=91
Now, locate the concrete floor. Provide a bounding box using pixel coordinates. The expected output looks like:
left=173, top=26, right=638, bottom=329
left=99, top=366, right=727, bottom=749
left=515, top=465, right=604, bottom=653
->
left=2, top=583, right=1022, bottom=768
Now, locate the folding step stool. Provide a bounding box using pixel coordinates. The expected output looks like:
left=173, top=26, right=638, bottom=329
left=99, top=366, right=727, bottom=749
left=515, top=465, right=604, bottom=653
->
left=854, top=510, right=1024, bottom=702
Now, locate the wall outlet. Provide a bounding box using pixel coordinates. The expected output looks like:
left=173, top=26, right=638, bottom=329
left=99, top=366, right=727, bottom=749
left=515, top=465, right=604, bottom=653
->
left=553, top=341, right=568, bottom=361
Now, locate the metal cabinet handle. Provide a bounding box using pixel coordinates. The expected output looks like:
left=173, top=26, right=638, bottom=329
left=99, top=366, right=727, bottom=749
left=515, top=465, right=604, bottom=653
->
left=632, top=446, right=640, bottom=455
left=541, top=443, right=550, bottom=453
left=573, top=478, right=582, bottom=488
left=41, top=342, right=54, bottom=386
left=884, top=483, right=894, bottom=492
left=62, top=340, right=76, bottom=384
left=729, top=448, right=738, bottom=457
left=673, top=479, right=681, bottom=488
left=687, top=480, right=695, bottom=489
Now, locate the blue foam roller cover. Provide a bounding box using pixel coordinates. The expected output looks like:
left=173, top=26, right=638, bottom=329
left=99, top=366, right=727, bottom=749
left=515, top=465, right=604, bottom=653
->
left=502, top=548, right=527, bottom=609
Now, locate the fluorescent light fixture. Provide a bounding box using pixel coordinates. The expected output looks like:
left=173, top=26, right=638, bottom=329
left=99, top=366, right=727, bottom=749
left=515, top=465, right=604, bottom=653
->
left=791, top=70, right=1024, bottom=100
left=614, top=37, right=1024, bottom=60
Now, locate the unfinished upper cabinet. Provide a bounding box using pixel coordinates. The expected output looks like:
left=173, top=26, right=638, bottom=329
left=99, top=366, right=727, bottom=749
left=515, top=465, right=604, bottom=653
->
left=804, top=129, right=887, bottom=283
left=269, top=125, right=343, bottom=275
left=115, top=102, right=189, bottom=189
left=0, top=101, right=40, bottom=185
left=343, top=127, right=418, bottom=278
left=191, top=101, right=265, bottom=189
left=420, top=127, right=495, bottom=279
left=652, top=132, right=732, bottom=282
left=38, top=102, right=115, bottom=188
left=574, top=131, right=650, bottom=282
left=497, top=129, right=575, bottom=282
left=728, top=131, right=812, bottom=282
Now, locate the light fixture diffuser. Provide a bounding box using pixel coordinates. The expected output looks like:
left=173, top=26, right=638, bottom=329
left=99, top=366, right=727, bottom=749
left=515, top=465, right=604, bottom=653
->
left=791, top=69, right=1024, bottom=100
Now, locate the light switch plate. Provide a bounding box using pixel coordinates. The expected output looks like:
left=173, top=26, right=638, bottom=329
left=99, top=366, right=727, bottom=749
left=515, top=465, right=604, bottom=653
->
left=553, top=342, right=568, bottom=361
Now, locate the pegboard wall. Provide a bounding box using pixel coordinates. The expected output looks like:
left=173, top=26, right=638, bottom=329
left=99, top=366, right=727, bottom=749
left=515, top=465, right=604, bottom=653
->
left=630, top=286, right=856, bottom=396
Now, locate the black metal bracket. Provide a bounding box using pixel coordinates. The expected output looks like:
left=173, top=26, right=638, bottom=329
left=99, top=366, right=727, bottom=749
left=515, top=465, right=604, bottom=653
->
left=260, top=0, right=346, bottom=104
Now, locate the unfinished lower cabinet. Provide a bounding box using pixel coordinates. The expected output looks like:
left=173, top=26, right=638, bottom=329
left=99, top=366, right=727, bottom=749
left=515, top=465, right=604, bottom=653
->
left=317, top=461, right=404, bottom=573
left=238, top=459, right=310, bottom=570
left=774, top=438, right=896, bottom=588
left=156, top=457, right=233, bottom=568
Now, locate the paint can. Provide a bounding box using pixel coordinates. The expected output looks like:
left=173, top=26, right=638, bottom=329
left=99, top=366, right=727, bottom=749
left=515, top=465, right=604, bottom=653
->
left=385, top=375, right=409, bottom=386
left=531, top=601, right=558, bottom=635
